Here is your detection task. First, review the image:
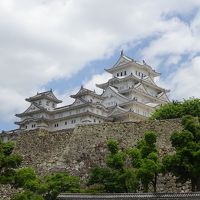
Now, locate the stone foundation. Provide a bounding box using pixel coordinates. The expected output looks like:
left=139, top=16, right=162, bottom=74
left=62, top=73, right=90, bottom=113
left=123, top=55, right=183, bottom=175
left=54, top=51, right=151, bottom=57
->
left=9, top=119, right=191, bottom=193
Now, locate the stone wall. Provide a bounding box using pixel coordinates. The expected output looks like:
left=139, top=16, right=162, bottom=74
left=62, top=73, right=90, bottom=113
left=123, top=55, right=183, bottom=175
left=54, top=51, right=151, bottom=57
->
left=0, top=185, right=21, bottom=200
left=12, top=119, right=191, bottom=193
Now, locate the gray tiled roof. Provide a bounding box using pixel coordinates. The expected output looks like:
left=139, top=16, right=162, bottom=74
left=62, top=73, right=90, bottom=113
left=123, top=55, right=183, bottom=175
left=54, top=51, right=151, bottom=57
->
left=57, top=192, right=200, bottom=200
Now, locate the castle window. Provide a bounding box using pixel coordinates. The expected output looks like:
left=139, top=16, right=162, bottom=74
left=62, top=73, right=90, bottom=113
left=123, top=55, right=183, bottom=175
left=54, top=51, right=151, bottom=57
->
left=124, top=71, right=127, bottom=75
left=94, top=119, right=96, bottom=122
left=52, top=103, right=55, bottom=108
left=121, top=72, right=123, bottom=76
left=46, top=101, right=49, bottom=106
left=142, top=73, right=146, bottom=78
left=71, top=119, right=76, bottom=124
left=136, top=71, right=141, bottom=76
left=54, top=123, right=58, bottom=127
left=65, top=121, right=67, bottom=125
left=117, top=73, right=119, bottom=77
left=38, top=101, right=41, bottom=105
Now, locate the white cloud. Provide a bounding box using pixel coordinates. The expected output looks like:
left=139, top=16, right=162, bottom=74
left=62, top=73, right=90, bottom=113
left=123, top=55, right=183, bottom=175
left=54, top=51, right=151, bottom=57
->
left=1, top=0, right=200, bottom=129
left=160, top=56, right=200, bottom=100
left=165, top=55, right=182, bottom=66
left=84, top=72, right=112, bottom=94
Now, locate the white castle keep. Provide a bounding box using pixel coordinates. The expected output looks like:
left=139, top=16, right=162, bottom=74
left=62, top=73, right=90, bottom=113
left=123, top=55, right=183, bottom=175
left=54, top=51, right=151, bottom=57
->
left=15, top=52, right=170, bottom=131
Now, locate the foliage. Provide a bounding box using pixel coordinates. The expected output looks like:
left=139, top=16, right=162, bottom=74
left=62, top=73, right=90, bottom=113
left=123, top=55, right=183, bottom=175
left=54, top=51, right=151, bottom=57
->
left=44, top=172, right=80, bottom=200
left=13, top=167, right=47, bottom=195
left=129, top=132, right=161, bottom=192
left=151, top=98, right=200, bottom=120
left=0, top=140, right=80, bottom=200
left=88, top=139, right=139, bottom=193
left=162, top=115, right=200, bottom=191
left=0, top=140, right=22, bottom=184
left=11, top=191, right=44, bottom=200
left=14, top=167, right=37, bottom=188
left=88, top=133, right=161, bottom=193
left=107, top=139, right=119, bottom=154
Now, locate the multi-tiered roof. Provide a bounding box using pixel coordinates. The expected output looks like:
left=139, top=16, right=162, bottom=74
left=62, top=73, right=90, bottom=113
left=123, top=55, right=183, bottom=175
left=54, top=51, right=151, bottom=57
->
left=14, top=51, right=170, bottom=131
left=97, top=51, right=170, bottom=121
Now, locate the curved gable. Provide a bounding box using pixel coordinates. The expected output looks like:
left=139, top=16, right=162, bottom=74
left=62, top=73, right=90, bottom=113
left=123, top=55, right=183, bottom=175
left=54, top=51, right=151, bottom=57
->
left=24, top=103, right=41, bottom=114
left=102, top=86, right=129, bottom=107
left=134, top=83, right=149, bottom=95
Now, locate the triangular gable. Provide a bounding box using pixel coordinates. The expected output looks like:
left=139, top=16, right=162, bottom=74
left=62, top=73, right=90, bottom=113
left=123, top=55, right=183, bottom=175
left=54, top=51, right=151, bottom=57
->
left=24, top=103, right=41, bottom=114
left=26, top=90, right=62, bottom=103
left=76, top=87, right=88, bottom=95
left=101, top=86, right=129, bottom=107
left=113, top=55, right=132, bottom=68
left=108, top=106, right=127, bottom=117
left=143, top=76, right=156, bottom=85
left=70, top=86, right=98, bottom=99
left=134, top=83, right=149, bottom=94
left=46, top=91, right=61, bottom=102
left=71, top=98, right=86, bottom=106
left=102, top=86, right=128, bottom=101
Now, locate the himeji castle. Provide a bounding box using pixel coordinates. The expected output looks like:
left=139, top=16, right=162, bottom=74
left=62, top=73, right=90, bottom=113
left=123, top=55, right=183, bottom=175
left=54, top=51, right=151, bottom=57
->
left=15, top=52, right=170, bottom=131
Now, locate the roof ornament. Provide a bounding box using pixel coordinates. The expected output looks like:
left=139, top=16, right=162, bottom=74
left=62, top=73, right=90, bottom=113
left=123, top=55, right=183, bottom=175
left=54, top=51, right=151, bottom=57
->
left=143, top=60, right=146, bottom=65
left=50, top=88, right=52, bottom=92
left=120, top=50, right=124, bottom=56
left=81, top=85, right=83, bottom=89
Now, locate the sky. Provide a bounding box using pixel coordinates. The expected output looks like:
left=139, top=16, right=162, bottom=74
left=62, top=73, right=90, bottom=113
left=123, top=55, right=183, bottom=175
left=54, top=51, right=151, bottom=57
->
left=1, top=0, right=200, bottom=131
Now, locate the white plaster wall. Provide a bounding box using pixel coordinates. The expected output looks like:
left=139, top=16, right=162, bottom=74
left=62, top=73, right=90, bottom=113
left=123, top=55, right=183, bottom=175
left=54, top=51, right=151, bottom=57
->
left=81, top=95, right=101, bottom=103
left=112, top=64, right=149, bottom=79
left=102, top=95, right=126, bottom=108
left=35, top=99, right=57, bottom=110
left=124, top=103, right=152, bottom=117
left=48, top=115, right=104, bottom=131
left=25, top=121, right=37, bottom=130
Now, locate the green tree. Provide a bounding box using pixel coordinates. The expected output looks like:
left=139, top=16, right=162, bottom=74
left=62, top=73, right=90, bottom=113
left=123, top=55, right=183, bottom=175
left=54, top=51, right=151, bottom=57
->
left=11, top=169, right=80, bottom=200
left=163, top=115, right=200, bottom=191
left=0, top=140, right=80, bottom=200
left=88, top=139, right=139, bottom=193
left=88, top=134, right=161, bottom=193
left=12, top=191, right=44, bottom=200
left=88, top=167, right=120, bottom=192
left=151, top=98, right=200, bottom=120
left=44, top=172, right=80, bottom=200
left=13, top=167, right=47, bottom=194
left=0, top=140, right=22, bottom=184
left=128, top=132, right=161, bottom=192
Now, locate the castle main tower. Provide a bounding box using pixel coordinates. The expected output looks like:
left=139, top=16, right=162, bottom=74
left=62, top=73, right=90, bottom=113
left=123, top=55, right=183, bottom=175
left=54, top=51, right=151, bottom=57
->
left=96, top=51, right=170, bottom=122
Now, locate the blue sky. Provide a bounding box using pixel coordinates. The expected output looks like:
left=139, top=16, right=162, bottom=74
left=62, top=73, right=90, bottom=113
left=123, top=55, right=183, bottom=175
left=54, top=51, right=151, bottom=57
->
left=1, top=0, right=200, bottom=131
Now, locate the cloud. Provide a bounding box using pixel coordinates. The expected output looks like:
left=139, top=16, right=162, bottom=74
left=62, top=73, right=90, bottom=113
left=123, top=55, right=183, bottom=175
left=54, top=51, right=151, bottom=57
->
left=1, top=0, right=200, bottom=129
left=162, top=56, right=200, bottom=100
left=84, top=72, right=112, bottom=94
